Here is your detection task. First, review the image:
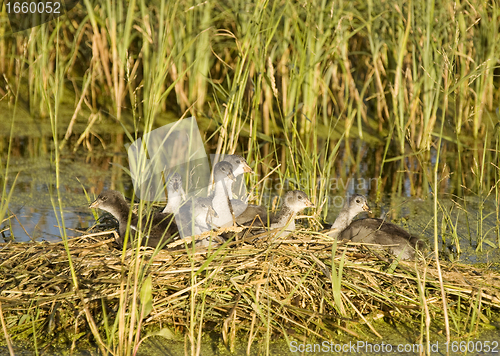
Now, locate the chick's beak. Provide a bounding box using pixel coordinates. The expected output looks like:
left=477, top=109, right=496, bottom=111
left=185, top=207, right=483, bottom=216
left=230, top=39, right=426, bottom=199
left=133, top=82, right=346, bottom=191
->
left=228, top=172, right=236, bottom=181
left=306, top=199, right=315, bottom=208
left=208, top=206, right=219, bottom=218
left=89, top=199, right=100, bottom=209
left=363, top=203, right=372, bottom=213
left=243, top=163, right=253, bottom=173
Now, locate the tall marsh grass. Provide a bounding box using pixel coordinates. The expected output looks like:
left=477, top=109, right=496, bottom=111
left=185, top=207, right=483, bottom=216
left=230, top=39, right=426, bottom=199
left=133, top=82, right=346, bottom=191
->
left=2, top=0, right=498, bottom=140
left=3, top=0, right=498, bottom=211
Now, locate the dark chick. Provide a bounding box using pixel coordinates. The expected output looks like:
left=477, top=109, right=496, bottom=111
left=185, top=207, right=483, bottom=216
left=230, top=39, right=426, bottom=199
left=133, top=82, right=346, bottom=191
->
left=90, top=190, right=179, bottom=248
left=327, top=194, right=423, bottom=260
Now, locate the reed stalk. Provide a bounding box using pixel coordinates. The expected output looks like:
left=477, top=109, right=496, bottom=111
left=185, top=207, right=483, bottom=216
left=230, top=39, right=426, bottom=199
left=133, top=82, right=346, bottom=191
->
left=433, top=98, right=451, bottom=350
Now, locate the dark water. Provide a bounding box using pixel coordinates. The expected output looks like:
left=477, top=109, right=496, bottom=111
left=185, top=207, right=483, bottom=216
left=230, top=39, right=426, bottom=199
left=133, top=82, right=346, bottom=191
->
left=3, top=158, right=110, bottom=242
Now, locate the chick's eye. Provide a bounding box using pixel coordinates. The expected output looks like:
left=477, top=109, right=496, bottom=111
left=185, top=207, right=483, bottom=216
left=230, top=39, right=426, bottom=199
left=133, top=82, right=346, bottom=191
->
left=355, top=198, right=360, bottom=203
left=298, top=195, right=303, bottom=199
left=236, top=160, right=241, bottom=164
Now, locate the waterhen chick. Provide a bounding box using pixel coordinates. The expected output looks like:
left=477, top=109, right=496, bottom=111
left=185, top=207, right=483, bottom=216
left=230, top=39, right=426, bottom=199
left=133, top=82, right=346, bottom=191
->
left=162, top=172, right=186, bottom=214
left=242, top=190, right=314, bottom=239
left=269, top=190, right=314, bottom=238
left=326, top=194, right=423, bottom=260
left=211, top=155, right=267, bottom=224
left=210, top=161, right=237, bottom=228
left=171, top=161, right=236, bottom=233
left=221, top=154, right=253, bottom=198
left=175, top=197, right=218, bottom=237
left=325, top=194, right=371, bottom=236
left=90, top=190, right=179, bottom=248
left=222, top=155, right=269, bottom=224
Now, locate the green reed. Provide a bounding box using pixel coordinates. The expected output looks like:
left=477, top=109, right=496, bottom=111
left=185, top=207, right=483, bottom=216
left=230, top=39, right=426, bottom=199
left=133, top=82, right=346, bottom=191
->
left=2, top=0, right=498, bottom=196
left=1, top=0, right=497, bottom=145
left=85, top=2, right=213, bottom=353
left=0, top=72, right=19, bottom=238
left=33, top=17, right=111, bottom=355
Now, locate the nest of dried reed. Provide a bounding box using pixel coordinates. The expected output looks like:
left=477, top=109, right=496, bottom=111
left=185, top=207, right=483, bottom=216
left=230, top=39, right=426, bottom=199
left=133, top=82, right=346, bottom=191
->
left=1, top=230, right=499, bottom=349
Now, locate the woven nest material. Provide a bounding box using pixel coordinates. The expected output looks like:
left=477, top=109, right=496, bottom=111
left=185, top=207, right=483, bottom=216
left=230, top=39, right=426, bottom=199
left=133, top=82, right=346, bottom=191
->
left=1, top=230, right=500, bottom=348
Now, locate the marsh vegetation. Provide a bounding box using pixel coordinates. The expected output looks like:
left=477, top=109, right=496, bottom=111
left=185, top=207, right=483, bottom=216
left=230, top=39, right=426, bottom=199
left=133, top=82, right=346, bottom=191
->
left=0, top=0, right=499, bottom=354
